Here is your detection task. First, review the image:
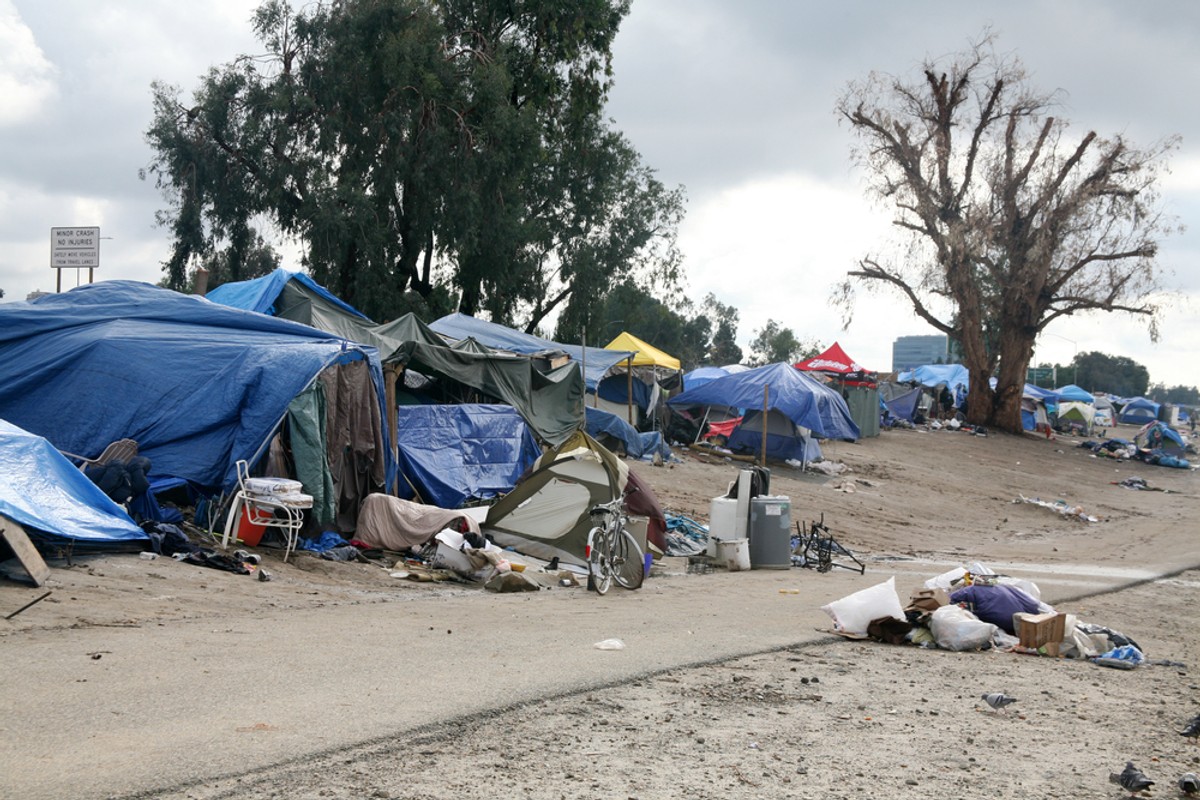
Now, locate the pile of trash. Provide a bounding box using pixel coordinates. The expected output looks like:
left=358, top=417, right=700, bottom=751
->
left=820, top=563, right=1154, bottom=668
left=1016, top=494, right=1099, bottom=523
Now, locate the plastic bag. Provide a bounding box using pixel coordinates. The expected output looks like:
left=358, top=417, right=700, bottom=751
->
left=820, top=577, right=905, bottom=634
left=593, top=638, right=626, bottom=650
left=930, top=604, right=997, bottom=651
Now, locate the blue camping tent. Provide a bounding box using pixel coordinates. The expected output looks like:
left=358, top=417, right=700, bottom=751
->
left=0, top=281, right=394, bottom=493
left=682, top=366, right=735, bottom=390
left=0, top=419, right=147, bottom=551
left=394, top=405, right=539, bottom=508
left=668, top=363, right=859, bottom=460
left=1054, top=384, right=1095, bottom=404
left=430, top=312, right=633, bottom=391
left=1119, top=397, right=1161, bottom=424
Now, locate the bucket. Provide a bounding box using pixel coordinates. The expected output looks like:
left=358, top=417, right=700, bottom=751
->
left=708, top=496, right=741, bottom=557
left=717, top=538, right=750, bottom=572
left=234, top=507, right=267, bottom=547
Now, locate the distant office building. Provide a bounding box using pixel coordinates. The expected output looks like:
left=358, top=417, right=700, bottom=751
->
left=25, top=290, right=50, bottom=302
left=892, top=334, right=957, bottom=372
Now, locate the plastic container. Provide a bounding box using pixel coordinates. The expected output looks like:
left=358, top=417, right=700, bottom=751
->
left=707, top=496, right=741, bottom=557
left=243, top=477, right=303, bottom=497
left=717, top=538, right=750, bottom=572
left=234, top=508, right=267, bottom=547
left=748, top=495, right=792, bottom=569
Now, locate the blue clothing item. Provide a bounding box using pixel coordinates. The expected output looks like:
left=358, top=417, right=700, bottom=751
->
left=300, top=531, right=349, bottom=553
left=1098, top=644, right=1145, bottom=665
left=949, top=584, right=1041, bottom=635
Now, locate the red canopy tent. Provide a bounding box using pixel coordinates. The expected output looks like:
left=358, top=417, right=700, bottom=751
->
left=794, top=342, right=876, bottom=387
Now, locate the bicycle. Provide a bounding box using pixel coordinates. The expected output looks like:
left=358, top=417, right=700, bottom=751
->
left=585, top=495, right=646, bottom=595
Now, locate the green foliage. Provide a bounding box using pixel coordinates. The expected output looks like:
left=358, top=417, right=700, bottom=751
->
left=704, top=293, right=743, bottom=366
left=554, top=283, right=740, bottom=371
left=1148, top=383, right=1200, bottom=406
left=747, top=319, right=814, bottom=366
left=1071, top=351, right=1150, bottom=397
left=143, top=0, right=681, bottom=326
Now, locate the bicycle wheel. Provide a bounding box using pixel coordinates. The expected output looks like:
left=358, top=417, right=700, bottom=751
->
left=612, top=528, right=645, bottom=590
left=587, top=526, right=613, bottom=595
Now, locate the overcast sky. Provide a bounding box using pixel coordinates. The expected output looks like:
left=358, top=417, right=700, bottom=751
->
left=2, top=1, right=1198, bottom=389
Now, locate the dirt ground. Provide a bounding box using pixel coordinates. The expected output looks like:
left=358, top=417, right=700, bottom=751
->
left=3, top=422, right=1199, bottom=799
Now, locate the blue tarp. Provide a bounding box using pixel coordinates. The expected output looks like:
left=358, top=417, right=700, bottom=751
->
left=0, top=419, right=147, bottom=550
left=898, top=364, right=970, bottom=392
left=882, top=386, right=923, bottom=423
left=430, top=312, right=633, bottom=391
left=394, top=404, right=539, bottom=508
left=1054, top=384, right=1095, bottom=403
left=584, top=406, right=672, bottom=462
left=1119, top=397, right=1161, bottom=424
left=682, top=366, right=733, bottom=390
left=0, top=281, right=393, bottom=492
left=668, top=362, right=860, bottom=441
left=206, top=268, right=370, bottom=320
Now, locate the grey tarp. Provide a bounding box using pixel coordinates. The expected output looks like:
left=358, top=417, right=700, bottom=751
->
left=386, top=341, right=584, bottom=446
left=320, top=359, right=387, bottom=531
left=355, top=493, right=482, bottom=551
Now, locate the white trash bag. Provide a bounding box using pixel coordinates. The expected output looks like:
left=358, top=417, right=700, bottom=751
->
left=930, top=604, right=997, bottom=651
left=820, top=576, right=905, bottom=635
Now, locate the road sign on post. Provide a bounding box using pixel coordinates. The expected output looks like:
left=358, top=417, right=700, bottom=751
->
left=51, top=227, right=100, bottom=269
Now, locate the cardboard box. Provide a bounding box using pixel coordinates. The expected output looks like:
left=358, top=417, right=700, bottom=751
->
left=1016, top=611, right=1067, bottom=655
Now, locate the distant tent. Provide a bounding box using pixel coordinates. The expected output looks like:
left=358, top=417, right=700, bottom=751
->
left=898, top=364, right=970, bottom=393
left=880, top=383, right=923, bottom=423
left=0, top=420, right=148, bottom=553
left=668, top=362, right=859, bottom=461
left=430, top=312, right=633, bottom=391
left=1054, top=384, right=1095, bottom=404
left=683, top=366, right=734, bottom=390
left=1119, top=397, right=1161, bottom=424
left=484, top=431, right=667, bottom=567
left=594, top=331, right=683, bottom=428
left=1134, top=420, right=1188, bottom=457
left=796, top=342, right=879, bottom=437
left=1057, top=401, right=1096, bottom=433
left=1020, top=384, right=1054, bottom=434
left=795, top=342, right=875, bottom=385
left=393, top=404, right=539, bottom=509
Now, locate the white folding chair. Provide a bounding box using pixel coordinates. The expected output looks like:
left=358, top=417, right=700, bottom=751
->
left=221, top=460, right=312, bottom=562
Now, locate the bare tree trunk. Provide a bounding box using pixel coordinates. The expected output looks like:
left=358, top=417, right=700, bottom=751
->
left=988, top=328, right=1036, bottom=434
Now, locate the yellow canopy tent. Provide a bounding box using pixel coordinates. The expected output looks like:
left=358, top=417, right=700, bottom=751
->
left=604, top=331, right=681, bottom=370
left=596, top=332, right=682, bottom=426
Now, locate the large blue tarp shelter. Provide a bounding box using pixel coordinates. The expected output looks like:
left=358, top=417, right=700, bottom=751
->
left=898, top=364, right=970, bottom=392
left=0, top=419, right=147, bottom=551
left=394, top=404, right=539, bottom=508
left=430, top=312, right=633, bottom=391
left=668, top=362, right=860, bottom=442
left=0, top=281, right=394, bottom=493
left=206, top=269, right=369, bottom=320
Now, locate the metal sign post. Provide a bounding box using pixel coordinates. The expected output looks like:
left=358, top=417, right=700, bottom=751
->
left=50, top=226, right=100, bottom=292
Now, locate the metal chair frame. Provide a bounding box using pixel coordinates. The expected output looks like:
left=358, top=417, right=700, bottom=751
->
left=220, top=460, right=310, bottom=562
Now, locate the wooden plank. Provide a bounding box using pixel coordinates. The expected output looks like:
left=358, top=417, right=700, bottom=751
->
left=0, top=517, right=52, bottom=587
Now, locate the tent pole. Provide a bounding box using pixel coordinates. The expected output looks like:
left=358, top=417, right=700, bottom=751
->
left=626, top=356, right=634, bottom=425
left=693, top=405, right=711, bottom=445
left=761, top=384, right=769, bottom=468
left=386, top=364, right=399, bottom=495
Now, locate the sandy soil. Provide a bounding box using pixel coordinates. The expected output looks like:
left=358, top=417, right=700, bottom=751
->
left=2, top=422, right=1198, bottom=799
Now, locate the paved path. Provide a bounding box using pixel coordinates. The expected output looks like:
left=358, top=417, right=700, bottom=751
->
left=2, top=554, right=1196, bottom=800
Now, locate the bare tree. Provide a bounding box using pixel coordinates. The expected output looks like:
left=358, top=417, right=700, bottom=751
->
left=835, top=36, right=1177, bottom=432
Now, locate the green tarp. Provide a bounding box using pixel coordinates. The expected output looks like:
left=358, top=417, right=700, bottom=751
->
left=386, top=341, right=584, bottom=446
